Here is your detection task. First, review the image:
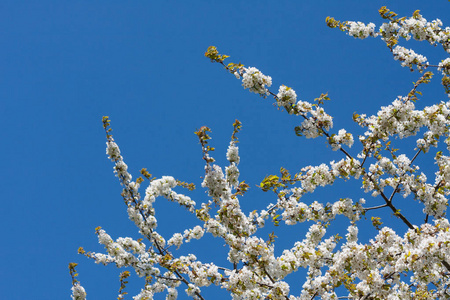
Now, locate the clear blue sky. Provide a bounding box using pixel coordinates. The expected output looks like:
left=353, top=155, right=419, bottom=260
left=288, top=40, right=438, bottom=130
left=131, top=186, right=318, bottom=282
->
left=1, top=1, right=449, bottom=299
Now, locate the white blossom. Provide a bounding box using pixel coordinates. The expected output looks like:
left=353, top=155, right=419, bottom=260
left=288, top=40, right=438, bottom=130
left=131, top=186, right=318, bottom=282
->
left=392, top=45, right=428, bottom=70
left=241, top=67, right=272, bottom=96
left=226, top=142, right=240, bottom=164
left=347, top=21, right=376, bottom=39
left=277, top=85, right=297, bottom=107
left=438, top=57, right=450, bottom=75
left=71, top=284, right=87, bottom=300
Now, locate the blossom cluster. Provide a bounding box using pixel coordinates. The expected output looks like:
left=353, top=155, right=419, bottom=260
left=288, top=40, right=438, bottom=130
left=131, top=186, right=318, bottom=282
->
left=278, top=196, right=364, bottom=226
left=438, top=57, right=450, bottom=75
left=225, top=141, right=240, bottom=188
left=296, top=107, right=334, bottom=138
left=379, top=12, right=450, bottom=53
left=397, top=15, right=449, bottom=50
left=240, top=67, right=272, bottom=96
left=276, top=85, right=297, bottom=107
left=71, top=284, right=86, bottom=300
left=231, top=61, right=334, bottom=139
left=347, top=21, right=376, bottom=39
left=392, top=45, right=428, bottom=71
left=341, top=9, right=450, bottom=74
left=328, top=129, right=354, bottom=151
left=106, top=139, right=132, bottom=184
left=299, top=220, right=450, bottom=299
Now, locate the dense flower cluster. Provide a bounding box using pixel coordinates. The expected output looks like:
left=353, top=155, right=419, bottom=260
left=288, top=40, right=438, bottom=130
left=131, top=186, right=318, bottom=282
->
left=342, top=9, right=450, bottom=72
left=240, top=67, right=272, bottom=96
left=201, top=164, right=231, bottom=202
left=297, top=107, right=334, bottom=138
left=107, top=139, right=132, bottom=184
left=226, top=142, right=240, bottom=164
left=277, top=85, right=297, bottom=107
left=298, top=220, right=450, bottom=299
left=392, top=45, right=428, bottom=71
left=71, top=284, right=87, bottom=300
left=379, top=22, right=400, bottom=40
left=226, top=141, right=240, bottom=188
left=347, top=21, right=376, bottom=39
left=328, top=129, right=354, bottom=151
left=438, top=57, right=450, bottom=75
left=398, top=16, right=448, bottom=49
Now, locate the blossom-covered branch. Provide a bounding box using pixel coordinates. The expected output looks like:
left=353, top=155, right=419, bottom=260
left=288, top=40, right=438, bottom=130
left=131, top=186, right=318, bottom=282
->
left=70, top=5, right=450, bottom=299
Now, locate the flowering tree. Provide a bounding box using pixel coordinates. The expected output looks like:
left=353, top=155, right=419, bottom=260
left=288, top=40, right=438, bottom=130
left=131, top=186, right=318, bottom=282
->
left=70, top=6, right=450, bottom=300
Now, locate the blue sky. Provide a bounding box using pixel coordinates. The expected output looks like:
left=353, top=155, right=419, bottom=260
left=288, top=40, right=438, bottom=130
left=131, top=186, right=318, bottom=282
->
left=1, top=1, right=449, bottom=299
